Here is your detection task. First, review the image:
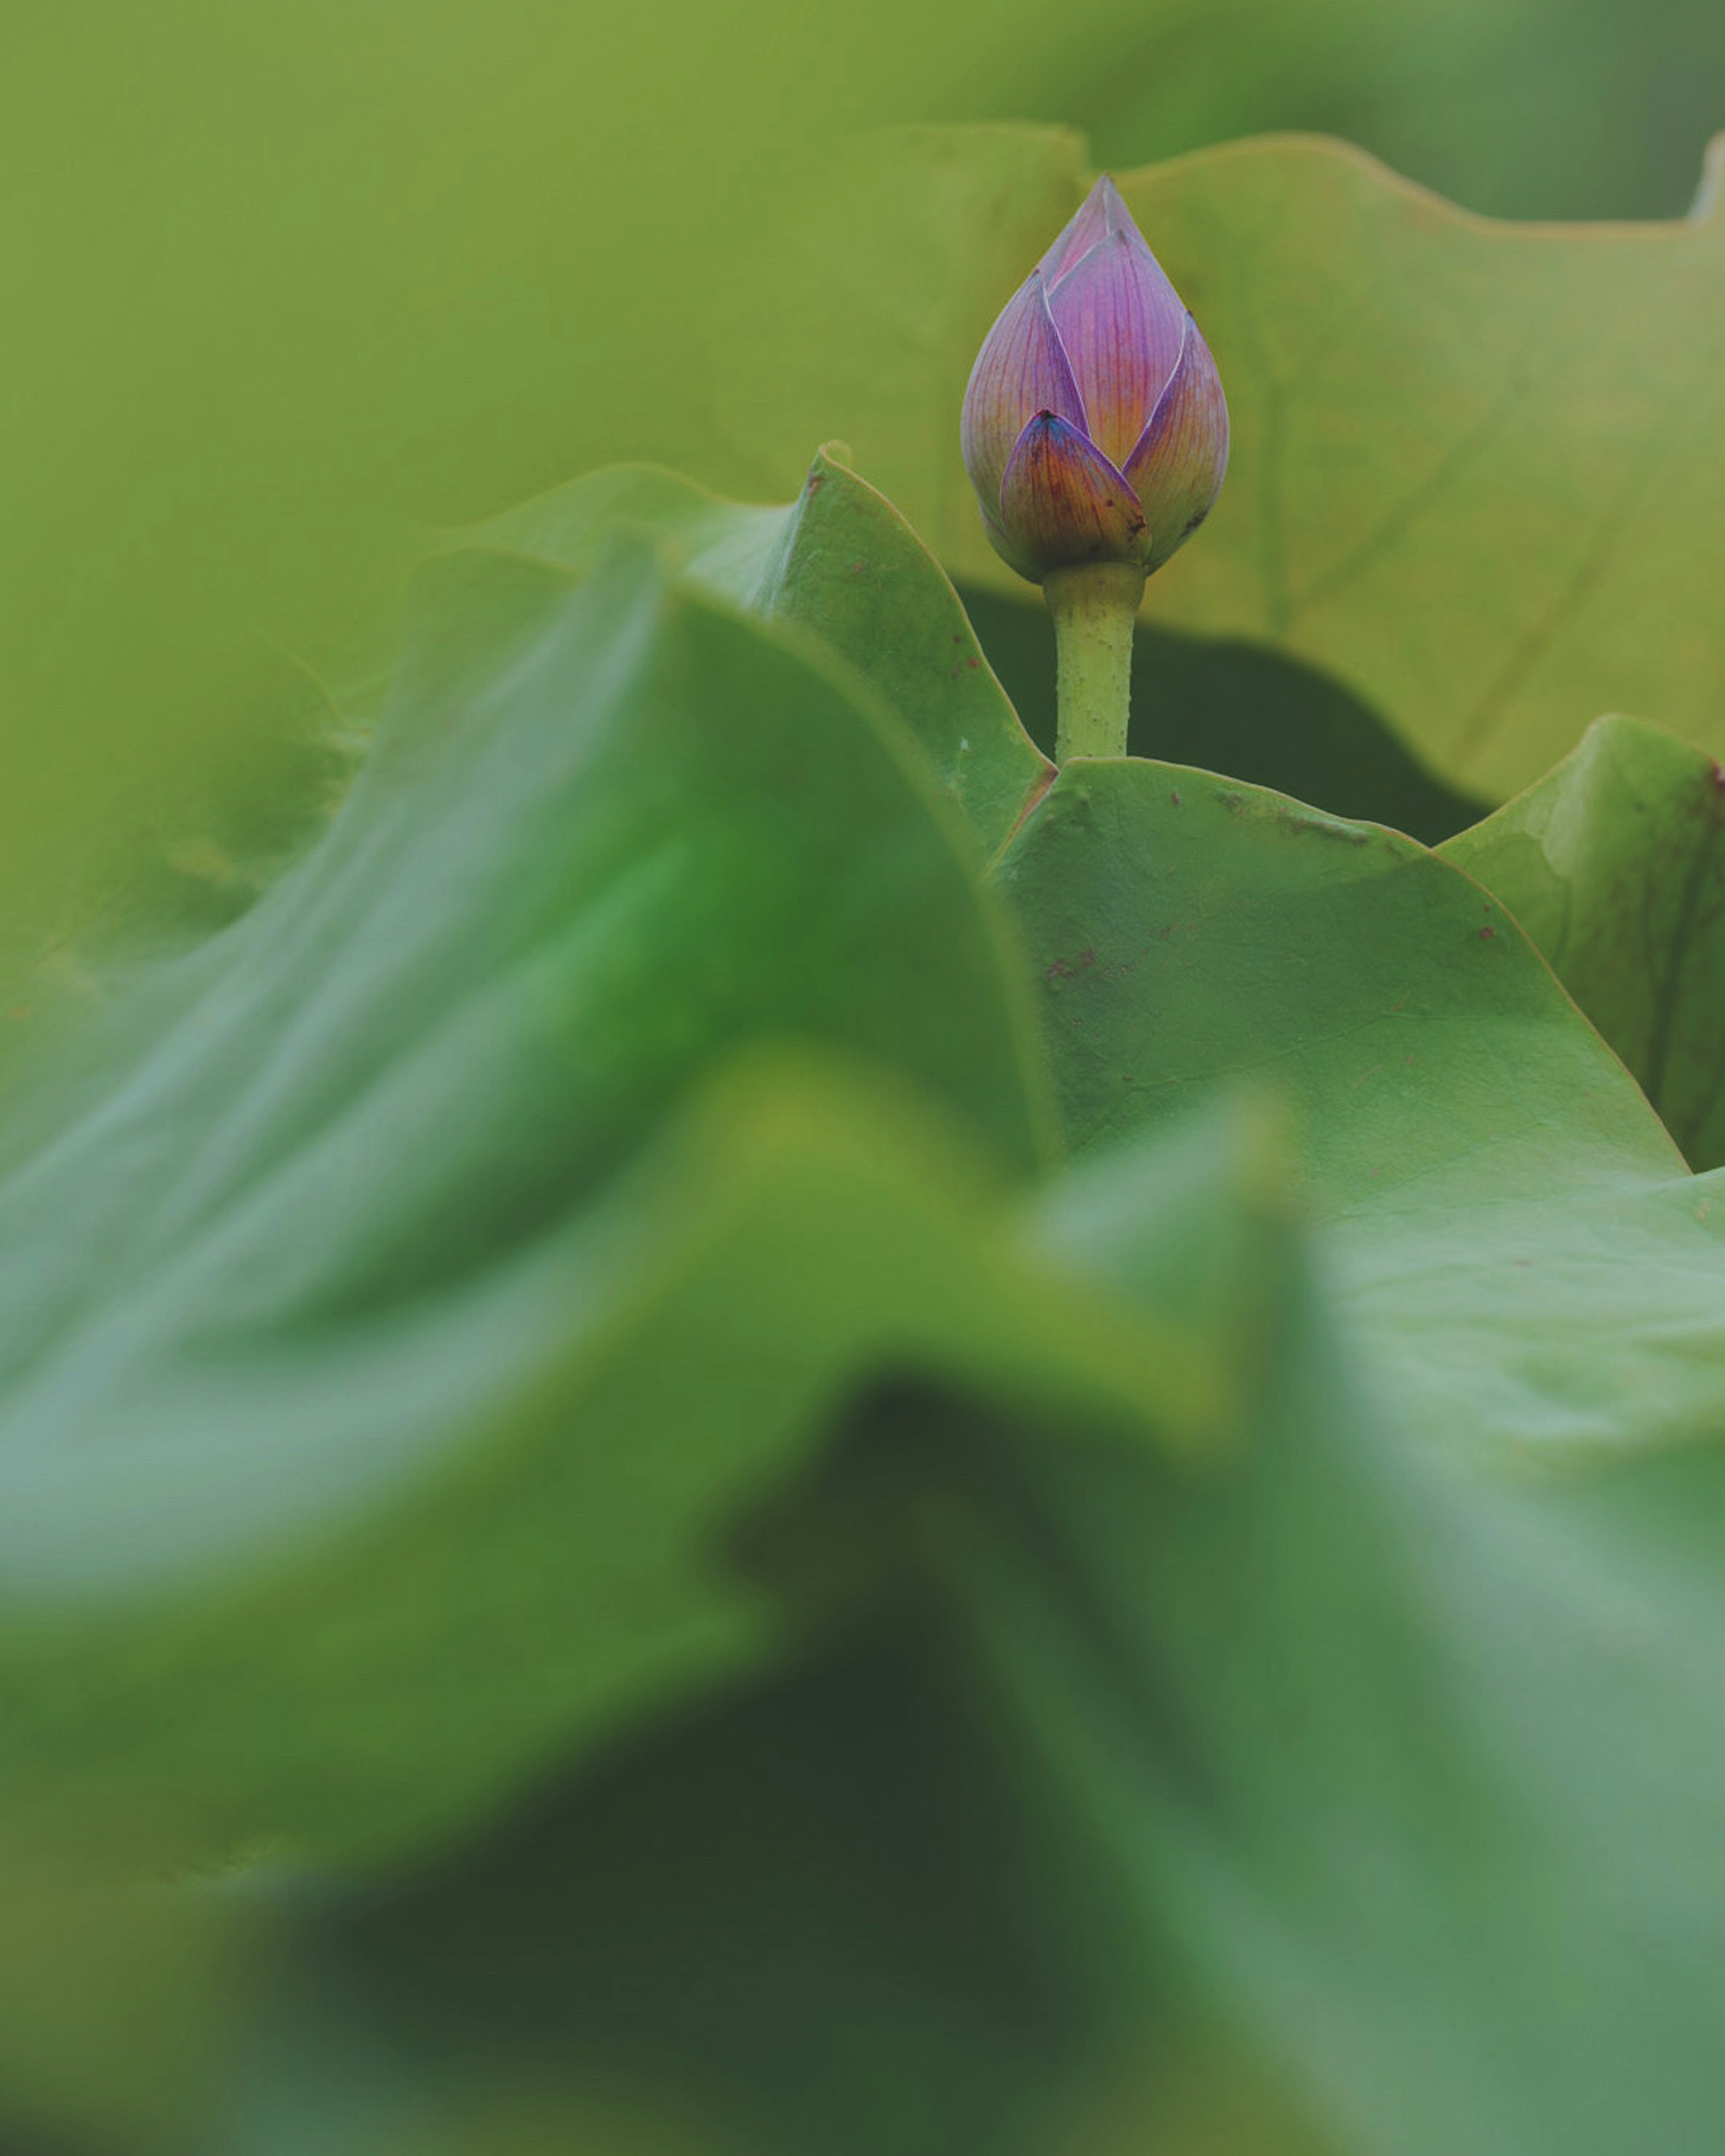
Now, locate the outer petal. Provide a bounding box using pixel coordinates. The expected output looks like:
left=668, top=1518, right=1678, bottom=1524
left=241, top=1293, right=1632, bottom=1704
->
left=1044, top=229, right=1187, bottom=471
left=997, top=411, right=1146, bottom=579
left=978, top=499, right=1041, bottom=583
left=1037, top=172, right=1128, bottom=285
left=1122, top=314, right=1230, bottom=572
left=960, top=271, right=1087, bottom=521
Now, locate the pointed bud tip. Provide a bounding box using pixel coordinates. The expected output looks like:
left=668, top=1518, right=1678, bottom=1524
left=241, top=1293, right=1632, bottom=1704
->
left=1093, top=172, right=1128, bottom=221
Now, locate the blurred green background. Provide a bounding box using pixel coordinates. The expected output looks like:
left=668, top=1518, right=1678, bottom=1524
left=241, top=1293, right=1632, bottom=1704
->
left=2, top=0, right=1722, bottom=950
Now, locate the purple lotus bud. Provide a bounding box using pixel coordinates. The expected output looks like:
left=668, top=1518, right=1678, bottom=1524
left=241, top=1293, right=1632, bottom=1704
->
left=961, top=176, right=1228, bottom=585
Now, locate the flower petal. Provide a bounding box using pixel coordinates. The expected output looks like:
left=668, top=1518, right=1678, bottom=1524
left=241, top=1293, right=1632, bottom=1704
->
left=978, top=500, right=1041, bottom=583
left=1044, top=229, right=1187, bottom=471
left=997, top=411, right=1146, bottom=579
left=1122, top=314, right=1230, bottom=571
left=1037, top=173, right=1128, bottom=285
left=960, top=272, right=1087, bottom=519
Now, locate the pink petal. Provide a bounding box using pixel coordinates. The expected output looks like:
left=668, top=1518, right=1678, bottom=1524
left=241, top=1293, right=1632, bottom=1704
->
left=960, top=272, right=1087, bottom=518
left=979, top=500, right=1040, bottom=583
left=1044, top=230, right=1187, bottom=472
left=1122, top=314, right=1230, bottom=571
left=997, top=411, right=1146, bottom=579
left=1037, top=173, right=1128, bottom=285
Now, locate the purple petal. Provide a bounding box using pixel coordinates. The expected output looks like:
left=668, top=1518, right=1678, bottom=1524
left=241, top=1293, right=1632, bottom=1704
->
left=1044, top=229, right=1187, bottom=472
left=997, top=411, right=1146, bottom=579
left=1037, top=174, right=1128, bottom=286
left=961, top=271, right=1087, bottom=518
left=979, top=500, right=1040, bottom=583
left=1122, top=314, right=1230, bottom=571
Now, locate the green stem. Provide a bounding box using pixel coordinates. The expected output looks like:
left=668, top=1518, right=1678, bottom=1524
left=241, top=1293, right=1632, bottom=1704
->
left=1044, top=561, right=1145, bottom=763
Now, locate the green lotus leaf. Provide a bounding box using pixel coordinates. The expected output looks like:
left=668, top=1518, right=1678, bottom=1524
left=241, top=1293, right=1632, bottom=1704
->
left=469, top=446, right=1053, bottom=858
left=0, top=540, right=1220, bottom=1864
left=1442, top=712, right=1725, bottom=1169
left=221, top=1078, right=1725, bottom=2156
left=990, top=757, right=1725, bottom=1459
left=9, top=447, right=1725, bottom=2156
left=0, top=1834, right=230, bottom=2153
left=945, top=1197, right=1725, bottom=2156
left=212, top=1096, right=1317, bottom=2156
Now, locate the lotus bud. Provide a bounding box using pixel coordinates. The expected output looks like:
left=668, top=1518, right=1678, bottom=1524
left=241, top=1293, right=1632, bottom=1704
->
left=960, top=176, right=1228, bottom=761
left=963, top=175, right=1228, bottom=583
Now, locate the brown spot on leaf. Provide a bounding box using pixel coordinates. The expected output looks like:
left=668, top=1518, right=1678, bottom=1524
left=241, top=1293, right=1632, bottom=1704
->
left=1044, top=948, right=1097, bottom=984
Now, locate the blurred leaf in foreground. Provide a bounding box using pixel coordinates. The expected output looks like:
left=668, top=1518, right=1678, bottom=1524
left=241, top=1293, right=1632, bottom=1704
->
left=228, top=1073, right=1725, bottom=2156
left=0, top=522, right=1247, bottom=1873
left=5, top=440, right=1725, bottom=2155
left=0, top=1837, right=236, bottom=2152
left=949, top=1168, right=1725, bottom=2156
left=221, top=459, right=1725, bottom=2156
left=228, top=1102, right=1317, bottom=2156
